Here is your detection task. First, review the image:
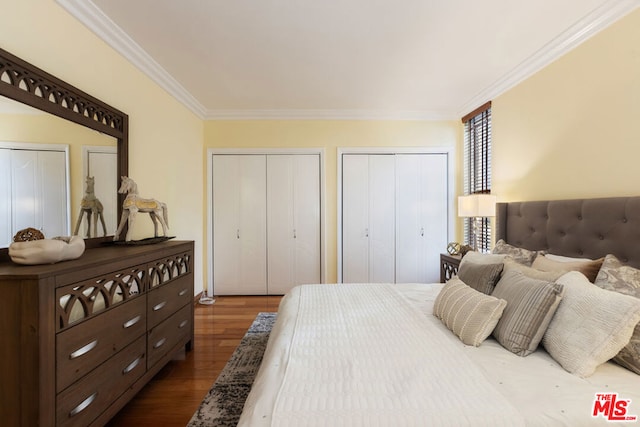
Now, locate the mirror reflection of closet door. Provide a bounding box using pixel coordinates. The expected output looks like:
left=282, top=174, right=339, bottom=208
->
left=84, top=147, right=118, bottom=235
left=8, top=148, right=68, bottom=241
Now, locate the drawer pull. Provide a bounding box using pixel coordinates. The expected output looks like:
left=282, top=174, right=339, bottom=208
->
left=122, top=315, right=141, bottom=329
left=70, top=340, right=98, bottom=359
left=178, top=288, right=188, bottom=296
left=153, top=337, right=167, bottom=349
left=179, top=320, right=188, bottom=329
left=122, top=356, right=142, bottom=374
left=153, top=301, right=167, bottom=311
left=69, top=392, right=97, bottom=417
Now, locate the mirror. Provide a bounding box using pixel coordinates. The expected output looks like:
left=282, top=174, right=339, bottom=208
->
left=0, top=47, right=128, bottom=256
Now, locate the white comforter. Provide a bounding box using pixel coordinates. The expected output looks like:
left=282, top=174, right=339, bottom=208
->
left=238, top=283, right=640, bottom=426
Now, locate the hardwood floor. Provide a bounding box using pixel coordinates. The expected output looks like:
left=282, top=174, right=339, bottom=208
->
left=107, top=295, right=283, bottom=427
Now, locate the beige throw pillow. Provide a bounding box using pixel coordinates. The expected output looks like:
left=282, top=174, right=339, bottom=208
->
left=491, top=269, right=564, bottom=356
left=433, top=277, right=507, bottom=347
left=532, top=254, right=604, bottom=282
left=492, top=239, right=537, bottom=266
left=542, top=271, right=640, bottom=378
left=594, top=254, right=640, bottom=375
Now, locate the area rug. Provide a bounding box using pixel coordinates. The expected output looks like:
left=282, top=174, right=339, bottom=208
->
left=187, top=312, right=277, bottom=427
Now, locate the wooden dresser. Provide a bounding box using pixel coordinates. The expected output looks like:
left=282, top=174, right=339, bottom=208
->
left=0, top=240, right=194, bottom=427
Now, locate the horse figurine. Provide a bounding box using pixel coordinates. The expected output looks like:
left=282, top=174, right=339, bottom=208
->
left=114, top=176, right=169, bottom=241
left=74, top=176, right=107, bottom=238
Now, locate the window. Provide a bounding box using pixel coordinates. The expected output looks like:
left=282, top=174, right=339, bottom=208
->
left=462, top=101, right=492, bottom=252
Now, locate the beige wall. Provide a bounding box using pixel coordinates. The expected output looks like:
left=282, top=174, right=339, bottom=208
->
left=204, top=120, right=461, bottom=283
left=1, top=0, right=205, bottom=290
left=492, top=8, right=640, bottom=202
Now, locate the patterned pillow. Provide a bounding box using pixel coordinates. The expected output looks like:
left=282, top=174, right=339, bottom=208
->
left=542, top=271, right=640, bottom=378
left=532, top=254, right=604, bottom=282
left=457, top=261, right=504, bottom=295
left=492, top=240, right=537, bottom=266
left=433, top=277, right=507, bottom=347
left=594, top=254, right=640, bottom=375
left=491, top=269, right=564, bottom=356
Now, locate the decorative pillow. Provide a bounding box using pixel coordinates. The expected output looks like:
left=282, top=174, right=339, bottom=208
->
left=433, top=277, right=507, bottom=347
left=491, top=269, right=564, bottom=356
left=492, top=239, right=537, bottom=266
left=542, top=271, right=640, bottom=378
left=594, top=254, right=640, bottom=375
left=457, top=261, right=504, bottom=295
left=460, top=251, right=507, bottom=266
left=502, top=258, right=566, bottom=282
left=532, top=254, right=604, bottom=282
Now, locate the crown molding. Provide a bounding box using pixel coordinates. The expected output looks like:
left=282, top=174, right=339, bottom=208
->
left=457, top=0, right=639, bottom=117
left=203, top=108, right=456, bottom=121
left=58, top=0, right=637, bottom=122
left=56, top=0, right=208, bottom=119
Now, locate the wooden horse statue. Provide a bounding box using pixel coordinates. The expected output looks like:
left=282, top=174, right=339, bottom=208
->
left=74, top=176, right=107, bottom=238
left=114, top=176, right=169, bottom=241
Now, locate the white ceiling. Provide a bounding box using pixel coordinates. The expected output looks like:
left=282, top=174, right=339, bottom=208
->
left=57, top=0, right=638, bottom=120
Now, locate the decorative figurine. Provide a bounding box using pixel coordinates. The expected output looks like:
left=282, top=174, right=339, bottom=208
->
left=74, top=176, right=107, bottom=238
left=9, top=228, right=85, bottom=265
left=114, top=176, right=169, bottom=242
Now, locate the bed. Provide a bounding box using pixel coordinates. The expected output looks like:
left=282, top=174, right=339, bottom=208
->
left=238, top=197, right=640, bottom=426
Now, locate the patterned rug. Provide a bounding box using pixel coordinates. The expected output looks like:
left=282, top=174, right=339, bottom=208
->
left=187, top=312, right=277, bottom=427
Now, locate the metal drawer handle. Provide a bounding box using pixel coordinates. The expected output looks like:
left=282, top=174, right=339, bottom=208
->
left=178, top=320, right=188, bottom=329
left=69, top=392, right=97, bottom=417
left=153, top=301, right=167, bottom=311
left=178, top=288, right=188, bottom=296
left=122, top=356, right=142, bottom=374
left=122, top=315, right=141, bottom=329
left=70, top=340, right=98, bottom=359
left=153, top=337, right=167, bottom=349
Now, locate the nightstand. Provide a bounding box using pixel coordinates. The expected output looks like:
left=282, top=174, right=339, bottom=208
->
left=440, top=253, right=462, bottom=283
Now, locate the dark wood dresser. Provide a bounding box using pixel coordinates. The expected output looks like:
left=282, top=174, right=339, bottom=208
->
left=0, top=240, right=194, bottom=427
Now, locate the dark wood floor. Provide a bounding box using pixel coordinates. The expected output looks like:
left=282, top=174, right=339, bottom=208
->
left=107, top=295, right=283, bottom=427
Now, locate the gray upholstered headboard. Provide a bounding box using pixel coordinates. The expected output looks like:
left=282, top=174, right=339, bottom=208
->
left=496, top=196, right=640, bottom=268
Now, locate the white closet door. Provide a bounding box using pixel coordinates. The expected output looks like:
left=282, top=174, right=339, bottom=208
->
left=212, top=155, right=267, bottom=295
left=396, top=154, right=448, bottom=283
left=267, top=154, right=320, bottom=294
left=0, top=149, right=10, bottom=246
left=11, top=149, right=67, bottom=238
left=368, top=155, right=396, bottom=282
left=342, top=154, right=395, bottom=283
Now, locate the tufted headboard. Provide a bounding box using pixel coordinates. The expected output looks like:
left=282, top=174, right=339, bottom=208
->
left=495, top=196, right=640, bottom=269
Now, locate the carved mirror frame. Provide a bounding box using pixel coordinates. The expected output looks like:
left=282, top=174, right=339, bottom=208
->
left=0, top=46, right=128, bottom=256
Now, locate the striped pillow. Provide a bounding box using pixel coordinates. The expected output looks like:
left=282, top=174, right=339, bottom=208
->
left=491, top=269, right=565, bottom=356
left=433, top=277, right=507, bottom=347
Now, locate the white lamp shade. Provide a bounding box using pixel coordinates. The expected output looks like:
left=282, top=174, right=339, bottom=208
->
left=458, top=194, right=497, bottom=217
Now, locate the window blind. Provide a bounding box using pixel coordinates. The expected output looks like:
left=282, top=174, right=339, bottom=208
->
left=462, top=101, right=492, bottom=252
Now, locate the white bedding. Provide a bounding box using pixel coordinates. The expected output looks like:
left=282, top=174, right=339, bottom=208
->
left=238, top=283, right=640, bottom=426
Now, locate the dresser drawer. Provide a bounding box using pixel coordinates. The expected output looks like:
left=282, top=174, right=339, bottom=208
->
left=148, top=304, right=191, bottom=368
left=147, top=274, right=192, bottom=329
left=56, top=335, right=146, bottom=427
left=56, top=296, right=146, bottom=393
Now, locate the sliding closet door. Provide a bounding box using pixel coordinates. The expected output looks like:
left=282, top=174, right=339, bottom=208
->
left=267, top=154, right=320, bottom=294
left=342, top=154, right=395, bottom=283
left=396, top=154, right=448, bottom=283
left=212, top=155, right=267, bottom=295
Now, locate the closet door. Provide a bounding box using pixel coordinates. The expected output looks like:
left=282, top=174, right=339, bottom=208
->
left=396, top=154, right=448, bottom=283
left=212, top=155, right=267, bottom=295
left=267, top=154, right=320, bottom=294
left=11, top=149, right=68, bottom=238
left=342, top=154, right=395, bottom=283
left=0, top=149, right=10, bottom=246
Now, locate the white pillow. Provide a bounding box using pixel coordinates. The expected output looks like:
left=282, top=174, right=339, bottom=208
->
left=542, top=271, right=640, bottom=378
left=433, top=277, right=507, bottom=347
